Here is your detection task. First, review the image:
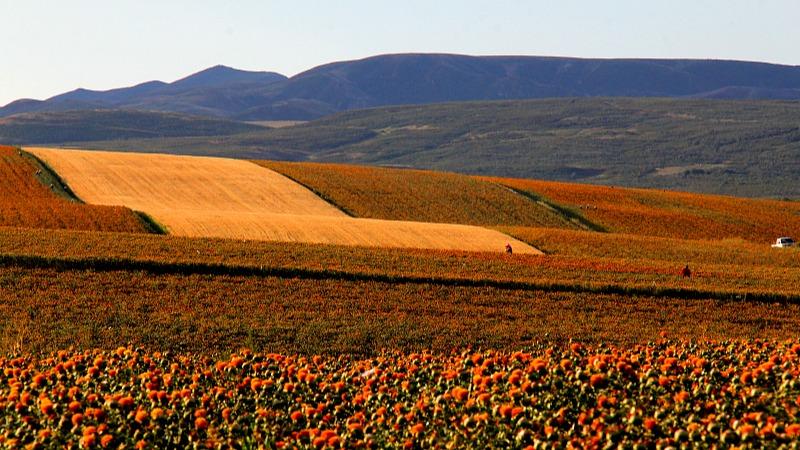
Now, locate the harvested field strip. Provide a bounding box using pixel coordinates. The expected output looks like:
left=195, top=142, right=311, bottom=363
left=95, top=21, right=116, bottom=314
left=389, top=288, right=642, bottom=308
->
left=0, top=231, right=797, bottom=303
left=4, top=266, right=800, bottom=355
left=487, top=176, right=800, bottom=241
left=0, top=146, right=149, bottom=233
left=28, top=148, right=537, bottom=253
left=260, top=161, right=576, bottom=228
left=141, top=211, right=540, bottom=253
left=26, top=148, right=345, bottom=216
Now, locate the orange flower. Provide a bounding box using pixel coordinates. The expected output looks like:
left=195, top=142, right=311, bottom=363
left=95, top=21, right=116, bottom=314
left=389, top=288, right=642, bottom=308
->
left=450, top=386, right=469, bottom=402
left=589, top=374, right=606, bottom=388
left=134, top=410, right=148, bottom=424
left=195, top=417, right=209, bottom=430
left=118, top=396, right=135, bottom=409
left=150, top=408, right=164, bottom=421
left=39, top=397, right=55, bottom=416
left=80, top=433, right=96, bottom=448
left=100, top=434, right=114, bottom=448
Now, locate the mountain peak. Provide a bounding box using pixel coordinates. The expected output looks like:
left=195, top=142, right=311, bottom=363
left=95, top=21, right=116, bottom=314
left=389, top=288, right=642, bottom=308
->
left=170, top=65, right=287, bottom=90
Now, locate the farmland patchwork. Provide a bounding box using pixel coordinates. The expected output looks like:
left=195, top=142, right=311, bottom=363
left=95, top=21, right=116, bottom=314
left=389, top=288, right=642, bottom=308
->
left=26, top=148, right=538, bottom=254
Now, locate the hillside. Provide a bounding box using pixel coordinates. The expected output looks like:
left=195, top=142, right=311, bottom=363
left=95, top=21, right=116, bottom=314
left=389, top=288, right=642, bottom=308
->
left=237, top=54, right=800, bottom=120
left=0, top=109, right=263, bottom=144
left=4, top=147, right=800, bottom=447
left=3, top=54, right=800, bottom=120
left=260, top=160, right=800, bottom=243
left=74, top=98, right=800, bottom=198
left=258, top=161, right=576, bottom=228
left=489, top=177, right=800, bottom=242
left=28, top=148, right=537, bottom=253
left=0, top=146, right=152, bottom=233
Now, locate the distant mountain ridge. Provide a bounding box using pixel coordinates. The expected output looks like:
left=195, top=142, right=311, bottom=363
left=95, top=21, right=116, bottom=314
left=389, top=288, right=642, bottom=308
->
left=1, top=66, right=288, bottom=118
left=3, top=54, right=800, bottom=120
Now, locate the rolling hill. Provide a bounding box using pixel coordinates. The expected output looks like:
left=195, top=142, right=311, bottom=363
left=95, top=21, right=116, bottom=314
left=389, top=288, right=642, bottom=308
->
left=0, top=145, right=152, bottom=233
left=70, top=98, right=800, bottom=198
left=3, top=54, right=800, bottom=120
left=258, top=161, right=575, bottom=228
left=260, top=161, right=800, bottom=243
left=27, top=148, right=538, bottom=253
left=0, top=109, right=264, bottom=144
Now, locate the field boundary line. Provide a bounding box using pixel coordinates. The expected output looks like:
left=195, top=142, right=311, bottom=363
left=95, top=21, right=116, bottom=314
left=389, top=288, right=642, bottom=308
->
left=492, top=182, right=607, bottom=232
left=0, top=252, right=795, bottom=305
left=20, top=149, right=84, bottom=203
left=258, top=162, right=358, bottom=217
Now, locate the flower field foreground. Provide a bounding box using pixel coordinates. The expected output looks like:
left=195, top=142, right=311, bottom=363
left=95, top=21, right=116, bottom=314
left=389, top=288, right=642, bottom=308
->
left=4, top=343, right=800, bottom=449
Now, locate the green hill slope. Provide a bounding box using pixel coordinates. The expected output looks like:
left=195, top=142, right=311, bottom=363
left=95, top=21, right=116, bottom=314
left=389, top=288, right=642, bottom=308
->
left=67, top=98, right=800, bottom=198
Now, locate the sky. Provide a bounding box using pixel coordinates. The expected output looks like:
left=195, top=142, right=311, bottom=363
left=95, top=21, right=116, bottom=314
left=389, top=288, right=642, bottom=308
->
left=1, top=0, right=799, bottom=106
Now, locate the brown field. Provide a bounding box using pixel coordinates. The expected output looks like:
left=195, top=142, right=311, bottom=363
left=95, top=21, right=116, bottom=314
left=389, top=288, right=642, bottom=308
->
left=259, top=160, right=575, bottom=228
left=28, top=148, right=537, bottom=254
left=0, top=146, right=149, bottom=233
left=505, top=226, right=800, bottom=267
left=1, top=226, right=797, bottom=299
left=487, top=176, right=800, bottom=241
left=4, top=265, right=800, bottom=355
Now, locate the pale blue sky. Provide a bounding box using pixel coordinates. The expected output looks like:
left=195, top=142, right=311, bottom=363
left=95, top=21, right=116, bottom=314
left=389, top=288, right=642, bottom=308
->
left=1, top=0, right=798, bottom=106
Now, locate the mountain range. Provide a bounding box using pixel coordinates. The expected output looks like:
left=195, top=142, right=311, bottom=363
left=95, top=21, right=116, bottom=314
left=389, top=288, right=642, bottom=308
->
left=3, top=54, right=800, bottom=121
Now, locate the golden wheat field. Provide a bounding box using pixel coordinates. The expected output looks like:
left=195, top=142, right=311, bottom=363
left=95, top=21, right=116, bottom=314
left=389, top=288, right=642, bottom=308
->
left=27, top=148, right=538, bottom=254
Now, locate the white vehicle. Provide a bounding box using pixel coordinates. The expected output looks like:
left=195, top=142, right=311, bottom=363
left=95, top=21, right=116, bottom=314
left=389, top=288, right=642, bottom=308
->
left=772, top=237, right=795, bottom=248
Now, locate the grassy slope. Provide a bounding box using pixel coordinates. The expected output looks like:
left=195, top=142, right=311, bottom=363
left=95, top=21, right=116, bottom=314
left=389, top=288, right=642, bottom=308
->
left=0, top=146, right=150, bottom=233
left=69, top=98, right=800, bottom=198
left=259, top=161, right=576, bottom=228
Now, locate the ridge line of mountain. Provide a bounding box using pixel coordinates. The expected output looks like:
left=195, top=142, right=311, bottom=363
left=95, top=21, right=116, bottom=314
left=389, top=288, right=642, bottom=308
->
left=3, top=53, right=799, bottom=121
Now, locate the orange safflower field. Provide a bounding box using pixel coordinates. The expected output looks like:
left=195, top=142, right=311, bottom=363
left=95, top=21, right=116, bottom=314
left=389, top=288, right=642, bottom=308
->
left=4, top=342, right=800, bottom=448
left=487, top=177, right=800, bottom=242
left=259, top=161, right=575, bottom=228
left=0, top=146, right=150, bottom=233
left=261, top=160, right=800, bottom=242
left=2, top=144, right=800, bottom=448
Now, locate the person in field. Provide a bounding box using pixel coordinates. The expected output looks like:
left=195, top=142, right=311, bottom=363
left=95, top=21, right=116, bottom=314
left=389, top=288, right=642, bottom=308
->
left=505, top=243, right=513, bottom=254
left=681, top=264, right=691, bottom=278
